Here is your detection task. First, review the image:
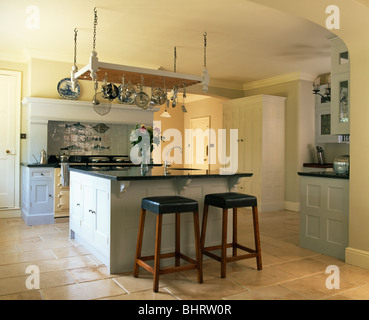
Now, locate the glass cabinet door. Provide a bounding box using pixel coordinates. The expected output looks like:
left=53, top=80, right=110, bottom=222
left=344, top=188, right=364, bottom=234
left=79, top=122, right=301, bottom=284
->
left=331, top=73, right=350, bottom=135
left=339, top=80, right=349, bottom=123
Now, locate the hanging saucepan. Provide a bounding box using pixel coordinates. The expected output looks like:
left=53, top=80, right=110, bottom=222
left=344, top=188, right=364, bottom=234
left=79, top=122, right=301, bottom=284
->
left=118, top=76, right=136, bottom=104
left=150, top=87, right=166, bottom=106
left=102, top=83, right=119, bottom=101
left=135, top=76, right=150, bottom=109
left=118, top=82, right=136, bottom=104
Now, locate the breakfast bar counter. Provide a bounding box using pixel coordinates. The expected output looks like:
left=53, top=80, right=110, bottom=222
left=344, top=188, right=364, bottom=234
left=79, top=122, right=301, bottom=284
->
left=69, top=166, right=252, bottom=273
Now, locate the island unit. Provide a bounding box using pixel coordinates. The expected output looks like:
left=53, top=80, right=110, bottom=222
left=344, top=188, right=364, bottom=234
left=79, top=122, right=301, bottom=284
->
left=69, top=166, right=252, bottom=273
left=298, top=171, right=349, bottom=260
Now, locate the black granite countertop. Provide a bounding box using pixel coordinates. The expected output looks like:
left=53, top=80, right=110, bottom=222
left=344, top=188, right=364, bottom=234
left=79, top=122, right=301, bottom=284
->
left=298, top=171, right=349, bottom=180
left=70, top=165, right=253, bottom=181
left=21, top=162, right=59, bottom=168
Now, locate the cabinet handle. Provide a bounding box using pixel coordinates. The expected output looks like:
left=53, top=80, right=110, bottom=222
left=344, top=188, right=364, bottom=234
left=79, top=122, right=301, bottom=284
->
left=41, top=173, right=44, bottom=176
left=76, top=203, right=80, bottom=206
left=58, top=194, right=62, bottom=198
left=48, top=194, right=52, bottom=198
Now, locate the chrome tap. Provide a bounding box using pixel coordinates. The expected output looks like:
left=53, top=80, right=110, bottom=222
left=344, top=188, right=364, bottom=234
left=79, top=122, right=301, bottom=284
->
left=164, top=146, right=182, bottom=168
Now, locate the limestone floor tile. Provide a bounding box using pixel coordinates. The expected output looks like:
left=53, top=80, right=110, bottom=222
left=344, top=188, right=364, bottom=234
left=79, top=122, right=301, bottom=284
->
left=325, top=284, right=369, bottom=300
left=51, top=246, right=91, bottom=259
left=0, top=270, right=75, bottom=296
left=274, top=257, right=332, bottom=277
left=0, top=289, right=43, bottom=300
left=280, top=272, right=356, bottom=300
left=41, top=279, right=127, bottom=300
left=226, top=266, right=298, bottom=289
left=163, top=277, right=247, bottom=300
left=102, top=288, right=178, bottom=300
left=36, top=255, right=98, bottom=273
left=338, top=265, right=369, bottom=286
left=68, top=266, right=114, bottom=283
left=0, top=249, right=56, bottom=266
left=223, top=284, right=307, bottom=300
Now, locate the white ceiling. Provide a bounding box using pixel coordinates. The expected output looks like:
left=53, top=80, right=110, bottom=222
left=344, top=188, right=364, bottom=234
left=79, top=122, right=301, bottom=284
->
left=0, top=0, right=333, bottom=86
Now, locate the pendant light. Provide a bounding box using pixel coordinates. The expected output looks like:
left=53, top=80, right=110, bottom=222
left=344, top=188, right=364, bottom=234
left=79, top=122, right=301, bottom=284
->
left=160, top=99, right=171, bottom=118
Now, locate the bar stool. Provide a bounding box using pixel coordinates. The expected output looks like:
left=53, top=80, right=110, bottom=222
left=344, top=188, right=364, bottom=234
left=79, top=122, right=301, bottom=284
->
left=201, top=192, right=262, bottom=278
left=133, top=196, right=203, bottom=292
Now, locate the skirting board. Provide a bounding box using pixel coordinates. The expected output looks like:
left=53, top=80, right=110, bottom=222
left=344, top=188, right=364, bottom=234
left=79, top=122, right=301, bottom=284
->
left=284, top=201, right=300, bottom=212
left=346, top=247, right=369, bottom=270
left=0, top=208, right=21, bottom=219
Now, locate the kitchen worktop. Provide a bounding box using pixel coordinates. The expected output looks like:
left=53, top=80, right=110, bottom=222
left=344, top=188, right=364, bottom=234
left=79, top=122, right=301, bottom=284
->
left=298, top=171, right=349, bottom=179
left=69, top=165, right=253, bottom=181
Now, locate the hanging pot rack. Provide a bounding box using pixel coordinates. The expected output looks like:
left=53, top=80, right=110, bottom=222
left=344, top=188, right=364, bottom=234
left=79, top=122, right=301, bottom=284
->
left=74, top=62, right=202, bottom=90
left=71, top=8, right=208, bottom=96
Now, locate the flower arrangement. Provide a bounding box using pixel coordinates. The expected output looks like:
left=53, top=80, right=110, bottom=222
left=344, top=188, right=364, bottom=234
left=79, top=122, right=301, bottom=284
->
left=130, top=124, right=164, bottom=153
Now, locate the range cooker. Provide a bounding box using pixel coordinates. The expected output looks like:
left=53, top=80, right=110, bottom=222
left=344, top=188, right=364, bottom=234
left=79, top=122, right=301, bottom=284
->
left=49, top=155, right=134, bottom=170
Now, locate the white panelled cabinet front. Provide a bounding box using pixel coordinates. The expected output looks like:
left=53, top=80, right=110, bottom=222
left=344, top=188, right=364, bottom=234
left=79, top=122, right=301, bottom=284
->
left=70, top=172, right=111, bottom=265
left=223, top=95, right=286, bottom=212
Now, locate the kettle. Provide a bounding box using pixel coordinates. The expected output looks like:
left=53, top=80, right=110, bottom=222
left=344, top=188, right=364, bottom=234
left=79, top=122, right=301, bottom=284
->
left=40, top=149, right=47, bottom=164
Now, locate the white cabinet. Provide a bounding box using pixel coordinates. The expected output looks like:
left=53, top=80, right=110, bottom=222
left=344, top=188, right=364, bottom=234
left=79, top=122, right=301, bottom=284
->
left=21, top=166, right=54, bottom=225
left=223, top=95, right=286, bottom=212
left=299, top=175, right=349, bottom=260
left=330, top=37, right=350, bottom=135
left=70, top=171, right=111, bottom=264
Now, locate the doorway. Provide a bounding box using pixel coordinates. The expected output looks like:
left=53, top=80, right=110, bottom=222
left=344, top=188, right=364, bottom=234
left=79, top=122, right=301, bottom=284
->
left=189, top=116, right=210, bottom=170
left=0, top=70, right=21, bottom=215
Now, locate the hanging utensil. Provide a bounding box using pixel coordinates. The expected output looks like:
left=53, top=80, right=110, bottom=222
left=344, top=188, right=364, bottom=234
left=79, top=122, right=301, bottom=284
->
left=135, top=75, right=150, bottom=109
left=171, top=85, right=178, bottom=107
left=92, top=79, right=112, bottom=116
left=101, top=73, right=118, bottom=101
left=181, top=83, right=187, bottom=113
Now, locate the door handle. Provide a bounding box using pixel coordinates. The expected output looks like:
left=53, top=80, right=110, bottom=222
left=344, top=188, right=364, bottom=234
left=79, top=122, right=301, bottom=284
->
left=6, top=150, right=10, bottom=154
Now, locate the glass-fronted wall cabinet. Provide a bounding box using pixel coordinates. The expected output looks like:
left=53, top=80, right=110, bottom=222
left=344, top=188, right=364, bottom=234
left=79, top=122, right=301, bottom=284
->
left=330, top=36, right=350, bottom=135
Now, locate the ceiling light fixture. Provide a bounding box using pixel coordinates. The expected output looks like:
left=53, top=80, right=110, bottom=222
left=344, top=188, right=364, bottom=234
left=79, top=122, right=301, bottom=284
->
left=160, top=100, right=171, bottom=118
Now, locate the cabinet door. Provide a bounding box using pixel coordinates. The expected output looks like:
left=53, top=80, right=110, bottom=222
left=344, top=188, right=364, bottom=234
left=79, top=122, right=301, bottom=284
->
left=331, top=73, right=350, bottom=135
left=93, top=181, right=111, bottom=254
left=80, top=182, right=94, bottom=243
left=30, top=179, right=53, bottom=214
left=70, top=178, right=82, bottom=232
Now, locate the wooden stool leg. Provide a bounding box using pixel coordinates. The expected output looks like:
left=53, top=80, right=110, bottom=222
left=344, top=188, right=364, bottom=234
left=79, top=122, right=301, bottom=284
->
left=153, top=214, right=163, bottom=292
left=201, top=204, right=209, bottom=252
left=134, top=208, right=146, bottom=278
left=252, top=206, right=262, bottom=270
left=193, top=211, right=203, bottom=284
left=175, top=213, right=180, bottom=267
left=221, top=208, right=228, bottom=278
left=233, top=208, right=237, bottom=257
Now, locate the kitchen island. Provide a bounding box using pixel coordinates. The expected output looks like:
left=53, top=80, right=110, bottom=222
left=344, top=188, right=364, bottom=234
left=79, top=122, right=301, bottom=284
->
left=298, top=171, right=349, bottom=260
left=69, top=166, right=252, bottom=273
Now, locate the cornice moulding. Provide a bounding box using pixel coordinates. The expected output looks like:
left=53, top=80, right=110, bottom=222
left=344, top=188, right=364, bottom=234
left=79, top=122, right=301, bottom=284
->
left=243, top=72, right=318, bottom=91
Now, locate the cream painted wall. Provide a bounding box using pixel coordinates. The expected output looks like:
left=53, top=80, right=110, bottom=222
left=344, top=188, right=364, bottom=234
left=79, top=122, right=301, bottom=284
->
left=249, top=0, right=369, bottom=269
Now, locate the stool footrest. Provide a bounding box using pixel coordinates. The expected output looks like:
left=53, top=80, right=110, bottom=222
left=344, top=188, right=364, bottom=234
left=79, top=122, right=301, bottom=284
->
left=136, top=252, right=200, bottom=276
left=202, top=243, right=258, bottom=263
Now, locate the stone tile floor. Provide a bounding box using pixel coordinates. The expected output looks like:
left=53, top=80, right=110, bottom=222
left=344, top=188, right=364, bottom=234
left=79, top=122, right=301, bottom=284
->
left=1, top=210, right=369, bottom=300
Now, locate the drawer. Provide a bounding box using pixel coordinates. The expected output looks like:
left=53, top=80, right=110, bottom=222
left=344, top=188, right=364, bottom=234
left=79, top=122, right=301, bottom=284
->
left=31, top=169, right=53, bottom=179
left=57, top=191, right=70, bottom=205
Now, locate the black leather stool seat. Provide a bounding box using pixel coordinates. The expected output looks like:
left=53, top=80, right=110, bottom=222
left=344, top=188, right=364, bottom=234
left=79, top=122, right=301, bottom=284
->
left=141, top=196, right=198, bottom=214
left=204, top=192, right=257, bottom=209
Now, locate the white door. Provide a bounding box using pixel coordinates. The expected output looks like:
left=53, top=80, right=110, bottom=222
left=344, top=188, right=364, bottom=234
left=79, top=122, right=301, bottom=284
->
left=189, top=117, right=210, bottom=170
left=0, top=71, right=21, bottom=209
